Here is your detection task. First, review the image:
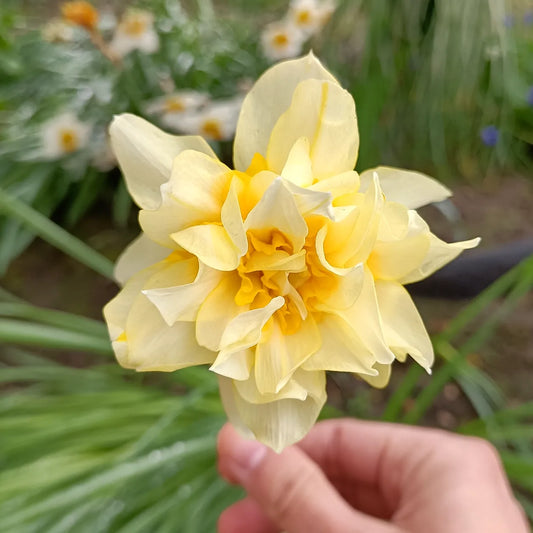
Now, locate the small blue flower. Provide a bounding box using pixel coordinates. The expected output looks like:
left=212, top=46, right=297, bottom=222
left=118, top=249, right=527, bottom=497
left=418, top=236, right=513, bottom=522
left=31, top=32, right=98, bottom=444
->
left=480, top=125, right=499, bottom=147
left=503, top=14, right=515, bottom=27
left=527, top=87, right=533, bottom=107
left=524, top=11, right=533, bottom=25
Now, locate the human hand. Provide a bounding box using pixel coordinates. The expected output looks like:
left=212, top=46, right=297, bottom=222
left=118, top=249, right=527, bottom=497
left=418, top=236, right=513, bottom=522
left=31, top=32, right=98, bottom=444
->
left=217, top=419, right=529, bottom=533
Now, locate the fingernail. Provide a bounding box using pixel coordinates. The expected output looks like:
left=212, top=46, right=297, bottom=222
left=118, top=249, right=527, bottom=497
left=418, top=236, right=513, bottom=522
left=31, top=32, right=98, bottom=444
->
left=226, top=434, right=268, bottom=484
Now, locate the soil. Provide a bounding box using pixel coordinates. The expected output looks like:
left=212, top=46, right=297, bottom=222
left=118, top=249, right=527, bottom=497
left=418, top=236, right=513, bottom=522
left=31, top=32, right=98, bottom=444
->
left=1, top=174, right=532, bottom=429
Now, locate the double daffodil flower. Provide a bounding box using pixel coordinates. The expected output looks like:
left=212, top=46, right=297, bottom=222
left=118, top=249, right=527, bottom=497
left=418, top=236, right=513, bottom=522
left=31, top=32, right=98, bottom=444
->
left=104, top=54, right=479, bottom=451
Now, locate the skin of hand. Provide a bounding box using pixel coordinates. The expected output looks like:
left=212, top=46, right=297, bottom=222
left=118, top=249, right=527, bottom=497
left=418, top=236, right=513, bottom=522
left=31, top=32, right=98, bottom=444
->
left=217, top=419, right=530, bottom=533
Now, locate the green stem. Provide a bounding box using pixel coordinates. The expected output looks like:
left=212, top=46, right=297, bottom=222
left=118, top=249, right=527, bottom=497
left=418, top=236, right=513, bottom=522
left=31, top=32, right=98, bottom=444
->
left=0, top=187, right=114, bottom=280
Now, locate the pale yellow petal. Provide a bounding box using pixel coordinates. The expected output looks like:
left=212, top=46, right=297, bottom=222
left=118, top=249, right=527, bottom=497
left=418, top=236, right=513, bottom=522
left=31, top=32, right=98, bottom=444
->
left=103, top=261, right=161, bottom=362
left=143, top=264, right=223, bottom=325
left=375, top=280, right=433, bottom=371
left=218, top=296, right=285, bottom=356
left=281, top=137, right=313, bottom=187
left=210, top=348, right=254, bottom=381
left=114, top=233, right=171, bottom=286
left=325, top=174, right=383, bottom=268
left=196, top=274, right=244, bottom=351
left=218, top=369, right=326, bottom=452
left=234, top=52, right=336, bottom=172
left=254, top=316, right=320, bottom=394
left=167, top=150, right=232, bottom=218
left=267, top=78, right=358, bottom=178
left=171, top=224, right=242, bottom=271
left=325, top=267, right=395, bottom=364
left=221, top=178, right=247, bottom=255
left=245, top=178, right=307, bottom=252
left=139, top=190, right=207, bottom=248
left=125, top=292, right=215, bottom=371
left=302, top=313, right=377, bottom=374
left=109, top=114, right=215, bottom=210
left=359, top=166, right=451, bottom=209
left=309, top=170, right=360, bottom=200
left=360, top=362, right=392, bottom=389
left=283, top=179, right=333, bottom=220
left=243, top=249, right=306, bottom=273
left=399, top=234, right=481, bottom=284
left=369, top=211, right=431, bottom=280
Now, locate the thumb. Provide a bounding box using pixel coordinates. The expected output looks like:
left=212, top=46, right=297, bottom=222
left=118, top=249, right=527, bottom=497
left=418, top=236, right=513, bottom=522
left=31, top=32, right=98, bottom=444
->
left=217, top=424, right=401, bottom=533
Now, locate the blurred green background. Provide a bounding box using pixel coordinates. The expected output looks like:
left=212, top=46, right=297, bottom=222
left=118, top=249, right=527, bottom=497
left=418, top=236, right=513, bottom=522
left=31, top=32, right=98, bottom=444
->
left=0, top=0, right=532, bottom=531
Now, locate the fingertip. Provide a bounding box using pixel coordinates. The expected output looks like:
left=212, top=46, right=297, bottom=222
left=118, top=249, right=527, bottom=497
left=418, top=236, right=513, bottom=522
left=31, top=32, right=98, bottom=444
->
left=217, top=423, right=268, bottom=485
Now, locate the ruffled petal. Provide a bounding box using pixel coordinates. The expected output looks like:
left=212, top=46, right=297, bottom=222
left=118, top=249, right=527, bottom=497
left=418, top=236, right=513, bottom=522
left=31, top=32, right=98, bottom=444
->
left=104, top=259, right=215, bottom=371
left=280, top=137, right=313, bottom=187
left=245, top=178, right=308, bottom=252
left=109, top=114, right=215, bottom=210
left=114, top=233, right=171, bottom=286
left=219, top=368, right=326, bottom=452
left=254, top=315, right=321, bottom=394
left=143, top=264, right=223, bottom=325
left=302, top=313, right=377, bottom=374
left=267, top=78, right=358, bottom=178
left=234, top=52, right=336, bottom=172
left=196, top=274, right=243, bottom=351
left=171, top=224, right=242, bottom=271
left=326, top=267, right=395, bottom=364
left=125, top=293, right=215, bottom=371
left=359, top=166, right=451, bottom=209
left=360, top=362, right=392, bottom=389
left=374, top=280, right=434, bottom=371
left=324, top=173, right=383, bottom=268
left=218, top=296, right=285, bottom=356
left=399, top=234, right=481, bottom=284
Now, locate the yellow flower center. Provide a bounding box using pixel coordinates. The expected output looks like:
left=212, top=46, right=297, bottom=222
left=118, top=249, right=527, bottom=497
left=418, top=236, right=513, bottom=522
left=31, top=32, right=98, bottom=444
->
left=234, top=216, right=338, bottom=335
left=272, top=33, right=289, bottom=48
left=164, top=97, right=185, bottom=113
left=123, top=16, right=147, bottom=36
left=201, top=119, right=224, bottom=140
left=59, top=128, right=79, bottom=152
left=296, top=9, right=312, bottom=25
left=61, top=1, right=98, bottom=31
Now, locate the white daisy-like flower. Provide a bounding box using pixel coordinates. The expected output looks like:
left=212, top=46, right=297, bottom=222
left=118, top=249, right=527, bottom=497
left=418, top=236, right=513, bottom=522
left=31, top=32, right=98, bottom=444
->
left=42, top=18, right=75, bottom=43
left=40, top=113, right=90, bottom=159
left=163, top=96, right=244, bottom=141
left=144, top=91, right=209, bottom=117
left=288, top=0, right=336, bottom=36
left=261, top=20, right=305, bottom=62
left=108, top=9, right=159, bottom=58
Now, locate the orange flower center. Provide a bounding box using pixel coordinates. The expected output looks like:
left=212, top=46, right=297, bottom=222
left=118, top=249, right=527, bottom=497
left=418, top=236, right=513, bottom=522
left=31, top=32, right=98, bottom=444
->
left=61, top=1, right=98, bottom=31
left=164, top=97, right=185, bottom=113
left=201, top=119, right=223, bottom=140
left=59, top=129, right=78, bottom=152
left=123, top=16, right=147, bottom=36
left=297, top=9, right=312, bottom=25
left=272, top=33, right=289, bottom=47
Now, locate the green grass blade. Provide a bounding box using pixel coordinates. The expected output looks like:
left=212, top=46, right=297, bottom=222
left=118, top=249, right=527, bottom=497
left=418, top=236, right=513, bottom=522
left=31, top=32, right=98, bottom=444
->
left=0, top=187, right=114, bottom=279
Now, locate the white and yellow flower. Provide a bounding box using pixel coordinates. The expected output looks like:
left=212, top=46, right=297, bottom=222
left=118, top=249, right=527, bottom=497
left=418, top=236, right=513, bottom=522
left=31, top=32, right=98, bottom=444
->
left=42, top=18, right=75, bottom=43
left=163, top=96, right=243, bottom=142
left=288, top=0, right=336, bottom=35
left=261, top=20, right=305, bottom=62
left=104, top=54, right=479, bottom=451
left=41, top=113, right=90, bottom=159
left=109, top=9, right=159, bottom=58
left=145, top=91, right=209, bottom=120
